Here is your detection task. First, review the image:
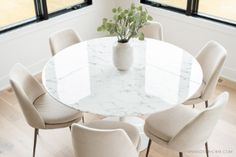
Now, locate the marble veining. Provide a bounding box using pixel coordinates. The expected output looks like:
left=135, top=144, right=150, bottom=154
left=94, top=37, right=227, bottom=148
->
left=42, top=37, right=203, bottom=117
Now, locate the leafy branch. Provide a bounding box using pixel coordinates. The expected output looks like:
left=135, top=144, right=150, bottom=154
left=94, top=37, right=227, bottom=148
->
left=97, top=3, right=153, bottom=43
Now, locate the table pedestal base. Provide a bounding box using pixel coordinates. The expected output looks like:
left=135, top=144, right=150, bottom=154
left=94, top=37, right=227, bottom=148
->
left=103, top=116, right=148, bottom=151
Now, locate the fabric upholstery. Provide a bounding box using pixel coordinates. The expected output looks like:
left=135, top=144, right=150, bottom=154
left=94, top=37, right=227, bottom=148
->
left=9, top=64, right=45, bottom=128
left=85, top=120, right=140, bottom=149
left=184, top=41, right=227, bottom=105
left=185, top=82, right=206, bottom=104
left=45, top=118, right=80, bottom=129
left=34, top=93, right=82, bottom=125
left=71, top=122, right=139, bottom=157
left=183, top=97, right=204, bottom=105
left=145, top=106, right=199, bottom=142
left=140, top=21, right=163, bottom=40
left=9, top=63, right=82, bottom=129
left=145, top=92, right=229, bottom=152
left=49, top=28, right=81, bottom=55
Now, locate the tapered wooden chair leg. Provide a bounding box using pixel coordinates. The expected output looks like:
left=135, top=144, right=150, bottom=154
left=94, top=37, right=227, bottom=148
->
left=205, top=142, right=209, bottom=157
left=33, top=128, right=38, bottom=157
left=179, top=152, right=183, bottom=157
left=205, top=101, right=209, bottom=108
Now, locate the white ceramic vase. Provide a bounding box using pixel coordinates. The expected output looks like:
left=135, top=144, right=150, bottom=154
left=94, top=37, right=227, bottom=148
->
left=113, top=42, right=133, bottom=71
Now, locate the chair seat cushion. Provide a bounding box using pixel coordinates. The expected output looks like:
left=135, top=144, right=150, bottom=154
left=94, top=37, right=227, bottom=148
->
left=85, top=121, right=140, bottom=149
left=145, top=106, right=199, bottom=142
left=34, top=93, right=82, bottom=124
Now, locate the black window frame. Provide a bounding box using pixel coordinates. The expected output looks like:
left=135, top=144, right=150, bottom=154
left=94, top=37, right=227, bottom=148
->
left=0, top=0, right=92, bottom=34
left=141, top=0, right=236, bottom=27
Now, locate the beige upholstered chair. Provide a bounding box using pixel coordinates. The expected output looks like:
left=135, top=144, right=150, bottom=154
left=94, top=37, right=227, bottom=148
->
left=184, top=41, right=227, bottom=108
left=140, top=21, right=163, bottom=40
left=71, top=121, right=140, bottom=157
left=49, top=28, right=81, bottom=55
left=144, top=92, right=229, bottom=157
left=9, top=63, right=82, bottom=157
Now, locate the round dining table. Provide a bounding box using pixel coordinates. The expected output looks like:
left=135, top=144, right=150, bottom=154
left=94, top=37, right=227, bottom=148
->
left=42, top=37, right=203, bottom=150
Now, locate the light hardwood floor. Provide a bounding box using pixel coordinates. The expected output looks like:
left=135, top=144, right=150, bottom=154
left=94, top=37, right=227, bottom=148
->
left=0, top=79, right=236, bottom=157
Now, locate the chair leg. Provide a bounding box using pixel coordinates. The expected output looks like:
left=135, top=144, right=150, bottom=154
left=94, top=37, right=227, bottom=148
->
left=193, top=104, right=195, bottom=108
left=205, top=142, right=209, bottom=157
left=82, top=115, right=85, bottom=123
left=69, top=126, right=71, bottom=131
left=205, top=101, right=208, bottom=108
left=179, top=152, right=183, bottom=157
left=146, top=139, right=152, bottom=157
left=33, top=128, right=38, bottom=157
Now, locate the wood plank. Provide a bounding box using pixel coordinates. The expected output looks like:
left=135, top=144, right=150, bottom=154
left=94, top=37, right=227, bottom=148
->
left=0, top=84, right=236, bottom=157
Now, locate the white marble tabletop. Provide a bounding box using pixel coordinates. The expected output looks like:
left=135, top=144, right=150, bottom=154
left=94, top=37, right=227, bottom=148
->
left=42, top=37, right=203, bottom=117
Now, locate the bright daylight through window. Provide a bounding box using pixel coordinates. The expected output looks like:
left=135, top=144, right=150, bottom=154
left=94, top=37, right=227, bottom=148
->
left=198, top=0, right=236, bottom=23
left=151, top=0, right=187, bottom=9
left=142, top=0, right=236, bottom=25
left=0, top=0, right=90, bottom=33
left=0, top=0, right=35, bottom=28
left=47, top=0, right=85, bottom=13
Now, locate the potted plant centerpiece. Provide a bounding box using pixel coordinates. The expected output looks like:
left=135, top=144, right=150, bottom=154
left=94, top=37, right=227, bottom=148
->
left=97, top=3, right=153, bottom=70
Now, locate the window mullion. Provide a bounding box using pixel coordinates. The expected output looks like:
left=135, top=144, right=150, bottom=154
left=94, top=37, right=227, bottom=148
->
left=33, top=0, right=41, bottom=19
left=33, top=0, right=48, bottom=20
left=192, top=0, right=199, bottom=14
left=41, top=0, right=49, bottom=20
left=186, top=0, right=199, bottom=15
left=186, top=0, right=192, bottom=15
left=140, top=0, right=236, bottom=27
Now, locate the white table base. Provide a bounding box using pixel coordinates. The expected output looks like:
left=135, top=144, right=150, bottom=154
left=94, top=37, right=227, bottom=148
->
left=103, top=116, right=148, bottom=151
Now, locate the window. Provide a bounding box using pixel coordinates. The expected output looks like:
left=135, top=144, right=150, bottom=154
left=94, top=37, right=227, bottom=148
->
left=198, top=0, right=236, bottom=23
left=141, top=0, right=236, bottom=26
left=47, top=0, right=85, bottom=13
left=0, top=0, right=92, bottom=34
left=0, top=0, right=36, bottom=29
left=150, top=0, right=187, bottom=9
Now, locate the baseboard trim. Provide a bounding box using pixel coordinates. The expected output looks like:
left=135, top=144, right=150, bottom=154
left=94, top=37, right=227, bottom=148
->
left=218, top=76, right=236, bottom=90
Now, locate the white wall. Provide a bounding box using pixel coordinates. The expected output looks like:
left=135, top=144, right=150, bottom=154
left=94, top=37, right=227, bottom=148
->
left=1, top=0, right=236, bottom=89
left=132, top=0, right=236, bottom=81
left=0, top=0, right=118, bottom=90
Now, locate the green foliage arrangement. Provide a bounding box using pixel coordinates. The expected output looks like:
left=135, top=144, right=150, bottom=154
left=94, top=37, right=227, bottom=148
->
left=97, top=3, right=153, bottom=43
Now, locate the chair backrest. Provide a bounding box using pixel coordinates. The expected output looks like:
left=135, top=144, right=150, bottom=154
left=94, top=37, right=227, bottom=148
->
left=169, top=92, right=229, bottom=151
left=9, top=63, right=45, bottom=128
left=197, top=41, right=227, bottom=100
left=71, top=123, right=138, bottom=157
left=140, top=21, right=163, bottom=40
left=49, top=29, right=81, bottom=55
